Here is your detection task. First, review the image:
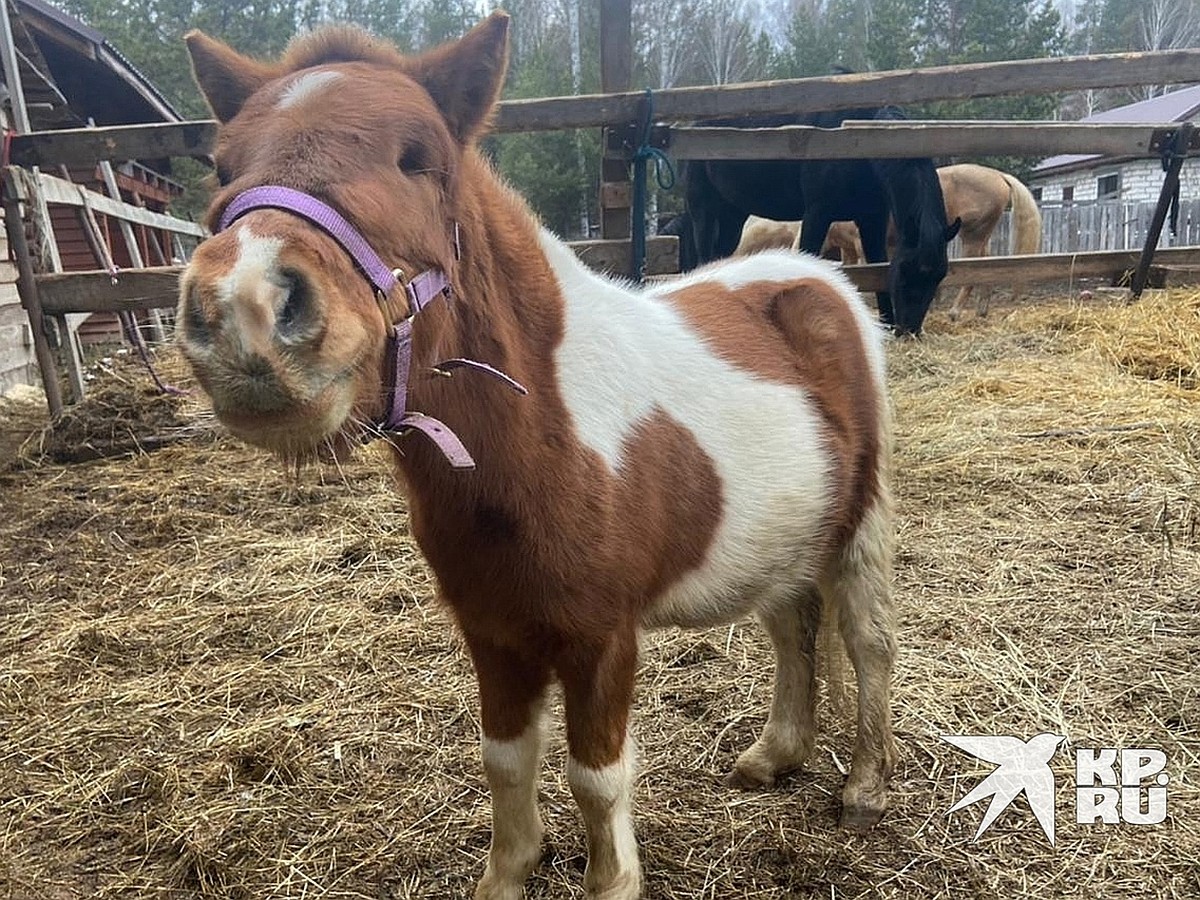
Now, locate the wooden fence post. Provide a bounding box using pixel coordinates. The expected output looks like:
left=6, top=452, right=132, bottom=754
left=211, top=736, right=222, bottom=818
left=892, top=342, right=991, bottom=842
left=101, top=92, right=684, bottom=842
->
left=599, top=0, right=632, bottom=243
left=3, top=170, right=62, bottom=416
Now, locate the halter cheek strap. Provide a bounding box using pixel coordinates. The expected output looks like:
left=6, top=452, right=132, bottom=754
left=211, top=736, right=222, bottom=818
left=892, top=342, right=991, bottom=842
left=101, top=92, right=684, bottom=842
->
left=215, top=185, right=526, bottom=469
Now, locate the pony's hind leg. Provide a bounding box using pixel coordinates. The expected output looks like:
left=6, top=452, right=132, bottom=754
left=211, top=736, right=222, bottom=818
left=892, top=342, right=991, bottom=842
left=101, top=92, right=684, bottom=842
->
left=559, top=626, right=642, bottom=900
left=466, top=635, right=553, bottom=900
left=821, top=498, right=897, bottom=831
left=726, top=589, right=822, bottom=788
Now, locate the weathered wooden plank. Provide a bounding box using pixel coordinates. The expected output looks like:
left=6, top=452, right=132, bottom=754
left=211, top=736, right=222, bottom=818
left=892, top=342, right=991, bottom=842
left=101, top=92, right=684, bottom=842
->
left=495, top=49, right=1200, bottom=133
left=8, top=120, right=218, bottom=168
left=28, top=171, right=208, bottom=238
left=3, top=169, right=62, bottom=414
left=35, top=242, right=1199, bottom=317
left=668, top=122, right=1199, bottom=161
left=12, top=50, right=1200, bottom=168
left=599, top=0, right=633, bottom=241
left=839, top=246, right=1200, bottom=292
left=35, top=266, right=182, bottom=314
left=570, top=236, right=678, bottom=277
left=34, top=238, right=683, bottom=312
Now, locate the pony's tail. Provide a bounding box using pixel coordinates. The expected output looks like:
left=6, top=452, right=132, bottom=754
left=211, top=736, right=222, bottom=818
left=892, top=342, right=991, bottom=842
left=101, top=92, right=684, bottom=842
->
left=1002, top=173, right=1042, bottom=256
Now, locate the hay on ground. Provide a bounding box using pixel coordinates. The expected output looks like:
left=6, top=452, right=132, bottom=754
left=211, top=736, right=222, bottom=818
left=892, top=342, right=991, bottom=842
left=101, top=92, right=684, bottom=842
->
left=0, top=289, right=1197, bottom=899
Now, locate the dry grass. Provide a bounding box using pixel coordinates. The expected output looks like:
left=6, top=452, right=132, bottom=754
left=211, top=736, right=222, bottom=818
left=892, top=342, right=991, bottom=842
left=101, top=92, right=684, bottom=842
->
left=1, top=289, right=1197, bottom=899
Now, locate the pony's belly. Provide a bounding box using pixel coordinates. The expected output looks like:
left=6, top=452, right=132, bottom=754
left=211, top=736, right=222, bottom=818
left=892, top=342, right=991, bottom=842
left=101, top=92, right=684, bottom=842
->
left=640, top=487, right=829, bottom=631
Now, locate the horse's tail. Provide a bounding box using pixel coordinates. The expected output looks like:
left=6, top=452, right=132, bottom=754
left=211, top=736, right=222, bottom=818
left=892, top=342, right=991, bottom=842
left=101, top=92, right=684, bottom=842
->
left=1002, top=172, right=1042, bottom=256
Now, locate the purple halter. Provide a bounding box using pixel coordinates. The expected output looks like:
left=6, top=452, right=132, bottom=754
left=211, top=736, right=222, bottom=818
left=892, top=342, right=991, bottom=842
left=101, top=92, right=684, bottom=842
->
left=215, top=185, right=525, bottom=469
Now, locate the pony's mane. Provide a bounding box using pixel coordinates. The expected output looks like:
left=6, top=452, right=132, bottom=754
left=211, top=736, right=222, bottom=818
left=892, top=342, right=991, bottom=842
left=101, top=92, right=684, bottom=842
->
left=279, top=25, right=406, bottom=72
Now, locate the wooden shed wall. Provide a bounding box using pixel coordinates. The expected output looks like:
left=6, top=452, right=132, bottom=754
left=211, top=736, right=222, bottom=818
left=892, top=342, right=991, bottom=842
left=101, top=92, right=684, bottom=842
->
left=0, top=208, right=34, bottom=395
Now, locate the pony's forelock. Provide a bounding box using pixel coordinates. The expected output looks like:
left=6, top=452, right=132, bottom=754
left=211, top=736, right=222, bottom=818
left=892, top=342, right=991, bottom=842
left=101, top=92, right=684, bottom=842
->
left=279, top=26, right=406, bottom=74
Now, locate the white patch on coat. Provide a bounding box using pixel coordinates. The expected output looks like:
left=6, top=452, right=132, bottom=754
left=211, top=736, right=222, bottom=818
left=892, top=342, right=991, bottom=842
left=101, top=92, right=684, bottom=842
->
left=541, top=235, right=886, bottom=628
left=480, top=719, right=545, bottom=889
left=566, top=735, right=640, bottom=891
left=212, top=227, right=288, bottom=357
left=276, top=70, right=343, bottom=110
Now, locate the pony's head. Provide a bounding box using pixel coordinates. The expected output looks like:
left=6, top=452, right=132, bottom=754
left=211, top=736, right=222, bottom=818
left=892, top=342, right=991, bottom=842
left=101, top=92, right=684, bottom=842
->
left=176, top=15, right=510, bottom=458
left=888, top=212, right=961, bottom=336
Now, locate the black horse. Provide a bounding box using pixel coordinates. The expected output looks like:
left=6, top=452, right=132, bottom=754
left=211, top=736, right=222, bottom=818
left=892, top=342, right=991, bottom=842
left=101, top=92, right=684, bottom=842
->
left=658, top=211, right=698, bottom=273
left=682, top=106, right=961, bottom=335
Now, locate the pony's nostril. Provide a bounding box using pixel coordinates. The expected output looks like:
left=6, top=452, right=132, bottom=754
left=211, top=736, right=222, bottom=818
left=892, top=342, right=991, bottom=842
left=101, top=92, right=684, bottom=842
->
left=275, top=270, right=317, bottom=340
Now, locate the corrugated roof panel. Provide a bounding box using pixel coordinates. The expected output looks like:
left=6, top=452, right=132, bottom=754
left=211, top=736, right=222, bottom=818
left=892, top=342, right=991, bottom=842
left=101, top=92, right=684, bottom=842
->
left=1034, top=84, right=1200, bottom=173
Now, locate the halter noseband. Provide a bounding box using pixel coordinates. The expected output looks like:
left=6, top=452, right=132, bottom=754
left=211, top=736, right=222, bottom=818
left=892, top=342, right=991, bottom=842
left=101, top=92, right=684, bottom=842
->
left=215, top=185, right=525, bottom=469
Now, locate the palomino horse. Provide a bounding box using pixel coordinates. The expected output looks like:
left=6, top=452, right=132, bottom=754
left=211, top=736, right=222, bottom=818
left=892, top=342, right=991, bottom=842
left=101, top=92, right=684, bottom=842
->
left=682, top=108, right=961, bottom=335
left=178, top=15, right=896, bottom=899
left=806, top=165, right=1043, bottom=319
left=937, top=163, right=1042, bottom=318
left=733, top=215, right=802, bottom=256
left=729, top=216, right=863, bottom=264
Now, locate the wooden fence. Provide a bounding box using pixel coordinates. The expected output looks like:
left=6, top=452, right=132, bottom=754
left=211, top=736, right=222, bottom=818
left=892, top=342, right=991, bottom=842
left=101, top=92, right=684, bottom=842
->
left=8, top=47, right=1200, bottom=416
left=984, top=198, right=1200, bottom=255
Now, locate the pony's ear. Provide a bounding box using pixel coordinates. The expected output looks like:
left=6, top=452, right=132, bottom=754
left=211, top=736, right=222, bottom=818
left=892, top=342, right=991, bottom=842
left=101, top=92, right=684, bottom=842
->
left=408, top=12, right=510, bottom=144
left=945, top=216, right=963, bottom=243
left=185, top=31, right=275, bottom=123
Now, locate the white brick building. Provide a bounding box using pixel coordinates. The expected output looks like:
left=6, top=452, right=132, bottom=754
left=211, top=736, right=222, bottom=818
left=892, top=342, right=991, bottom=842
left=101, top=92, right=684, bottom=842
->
left=1026, top=86, right=1200, bottom=252
left=1030, top=85, right=1200, bottom=205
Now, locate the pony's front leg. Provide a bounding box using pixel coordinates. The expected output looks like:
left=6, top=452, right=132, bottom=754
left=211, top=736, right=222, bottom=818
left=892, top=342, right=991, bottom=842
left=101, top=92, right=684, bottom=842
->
left=466, top=634, right=552, bottom=900
left=559, top=629, right=642, bottom=900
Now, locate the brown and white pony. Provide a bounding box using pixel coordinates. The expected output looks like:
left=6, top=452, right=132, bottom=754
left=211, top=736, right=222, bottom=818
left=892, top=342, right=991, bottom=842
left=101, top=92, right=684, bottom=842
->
left=178, top=15, right=896, bottom=899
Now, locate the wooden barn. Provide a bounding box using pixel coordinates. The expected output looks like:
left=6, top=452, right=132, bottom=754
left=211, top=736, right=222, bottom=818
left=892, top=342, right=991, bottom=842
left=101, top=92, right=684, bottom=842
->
left=0, top=0, right=188, bottom=395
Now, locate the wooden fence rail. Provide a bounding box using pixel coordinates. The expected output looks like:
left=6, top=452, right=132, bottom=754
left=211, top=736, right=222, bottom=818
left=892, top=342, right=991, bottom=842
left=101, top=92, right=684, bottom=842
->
left=10, top=48, right=1200, bottom=167
left=665, top=122, right=1199, bottom=161
left=36, top=246, right=1200, bottom=314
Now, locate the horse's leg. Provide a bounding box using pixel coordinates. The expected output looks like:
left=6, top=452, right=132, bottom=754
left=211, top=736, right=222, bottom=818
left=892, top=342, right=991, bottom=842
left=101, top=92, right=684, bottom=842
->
left=467, top=634, right=553, bottom=900
left=820, top=495, right=897, bottom=832
left=559, top=628, right=641, bottom=899
left=948, top=236, right=984, bottom=321
left=726, top=590, right=822, bottom=788
left=857, top=221, right=893, bottom=326
left=797, top=211, right=833, bottom=257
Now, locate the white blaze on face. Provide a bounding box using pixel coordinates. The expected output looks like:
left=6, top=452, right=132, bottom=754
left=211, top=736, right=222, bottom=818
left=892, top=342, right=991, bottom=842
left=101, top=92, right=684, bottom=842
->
left=276, top=69, right=343, bottom=110
left=216, top=226, right=287, bottom=357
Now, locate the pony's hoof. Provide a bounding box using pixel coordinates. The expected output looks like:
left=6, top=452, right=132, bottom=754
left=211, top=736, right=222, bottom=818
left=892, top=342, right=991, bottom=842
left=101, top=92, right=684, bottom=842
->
left=472, top=883, right=520, bottom=900
left=724, top=767, right=773, bottom=790
left=585, top=867, right=642, bottom=899
left=839, top=797, right=887, bottom=832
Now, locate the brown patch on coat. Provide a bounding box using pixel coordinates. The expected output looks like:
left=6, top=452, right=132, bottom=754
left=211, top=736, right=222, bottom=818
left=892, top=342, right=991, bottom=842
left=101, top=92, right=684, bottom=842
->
left=666, top=277, right=882, bottom=547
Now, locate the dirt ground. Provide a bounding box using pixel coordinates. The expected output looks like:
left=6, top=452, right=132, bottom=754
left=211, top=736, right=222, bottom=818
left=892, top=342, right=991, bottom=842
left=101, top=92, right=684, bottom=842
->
left=1, top=286, right=1197, bottom=899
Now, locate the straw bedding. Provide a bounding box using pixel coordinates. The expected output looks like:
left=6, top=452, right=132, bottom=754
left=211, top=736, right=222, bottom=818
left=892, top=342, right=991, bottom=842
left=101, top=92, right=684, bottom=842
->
left=1, top=289, right=1196, bottom=899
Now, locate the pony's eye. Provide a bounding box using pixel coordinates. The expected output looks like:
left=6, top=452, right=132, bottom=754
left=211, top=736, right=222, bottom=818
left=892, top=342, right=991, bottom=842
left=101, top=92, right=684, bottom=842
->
left=398, top=145, right=428, bottom=174
left=215, top=165, right=233, bottom=187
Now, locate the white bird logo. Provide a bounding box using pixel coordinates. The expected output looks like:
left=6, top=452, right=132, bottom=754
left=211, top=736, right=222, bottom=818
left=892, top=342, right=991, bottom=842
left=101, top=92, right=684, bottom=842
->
left=942, top=732, right=1067, bottom=844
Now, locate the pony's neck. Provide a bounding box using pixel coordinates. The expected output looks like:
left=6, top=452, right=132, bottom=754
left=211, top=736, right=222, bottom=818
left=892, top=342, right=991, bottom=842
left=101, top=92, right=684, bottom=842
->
left=397, top=152, right=568, bottom=476
left=876, top=157, right=946, bottom=242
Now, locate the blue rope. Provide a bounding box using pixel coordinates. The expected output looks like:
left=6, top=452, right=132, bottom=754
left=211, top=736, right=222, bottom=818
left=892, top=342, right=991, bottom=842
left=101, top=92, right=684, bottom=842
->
left=633, top=89, right=675, bottom=190
left=630, top=89, right=675, bottom=283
